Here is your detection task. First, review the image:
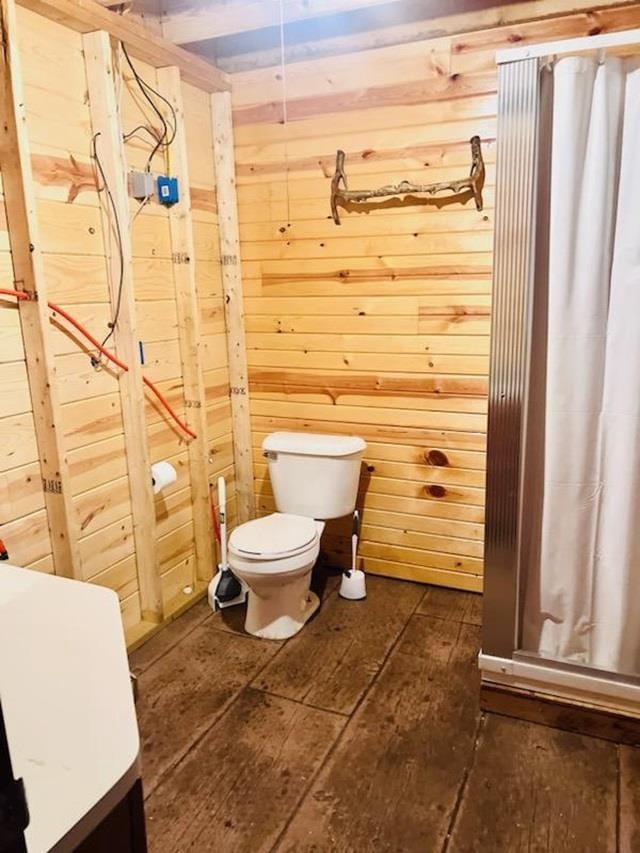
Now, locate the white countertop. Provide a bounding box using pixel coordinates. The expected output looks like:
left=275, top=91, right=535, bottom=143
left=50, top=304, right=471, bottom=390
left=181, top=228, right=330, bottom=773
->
left=0, top=564, right=140, bottom=852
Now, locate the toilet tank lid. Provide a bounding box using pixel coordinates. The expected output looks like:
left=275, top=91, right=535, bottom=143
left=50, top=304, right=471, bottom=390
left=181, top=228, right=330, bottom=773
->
left=262, top=432, right=366, bottom=457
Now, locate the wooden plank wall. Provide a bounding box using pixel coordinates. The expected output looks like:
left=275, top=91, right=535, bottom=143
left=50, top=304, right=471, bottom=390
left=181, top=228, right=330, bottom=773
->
left=231, top=1, right=640, bottom=593
left=0, top=5, right=236, bottom=645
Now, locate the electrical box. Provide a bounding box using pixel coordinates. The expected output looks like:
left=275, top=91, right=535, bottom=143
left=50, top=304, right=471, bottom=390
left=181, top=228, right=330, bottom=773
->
left=156, top=176, right=179, bottom=206
left=129, top=170, right=154, bottom=201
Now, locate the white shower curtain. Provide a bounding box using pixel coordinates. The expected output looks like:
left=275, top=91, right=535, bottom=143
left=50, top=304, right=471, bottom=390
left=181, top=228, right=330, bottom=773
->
left=535, top=56, right=640, bottom=674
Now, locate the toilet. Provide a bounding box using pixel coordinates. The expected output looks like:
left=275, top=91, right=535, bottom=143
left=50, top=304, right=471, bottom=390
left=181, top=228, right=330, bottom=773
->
left=228, top=431, right=366, bottom=640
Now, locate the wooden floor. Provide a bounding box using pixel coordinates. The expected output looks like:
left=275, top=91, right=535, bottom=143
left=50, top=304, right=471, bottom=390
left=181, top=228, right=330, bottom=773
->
left=130, top=573, right=640, bottom=853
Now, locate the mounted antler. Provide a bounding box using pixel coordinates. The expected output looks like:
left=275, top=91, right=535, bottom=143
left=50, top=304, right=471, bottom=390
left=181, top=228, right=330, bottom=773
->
left=330, top=136, right=485, bottom=225
left=330, top=149, right=348, bottom=225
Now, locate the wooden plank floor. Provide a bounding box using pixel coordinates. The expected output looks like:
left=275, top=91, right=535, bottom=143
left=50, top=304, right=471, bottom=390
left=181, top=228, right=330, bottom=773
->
left=130, top=575, right=639, bottom=853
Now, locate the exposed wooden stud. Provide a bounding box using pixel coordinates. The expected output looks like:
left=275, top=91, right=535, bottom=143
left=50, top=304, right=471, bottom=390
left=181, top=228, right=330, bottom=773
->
left=16, top=0, right=230, bottom=91
left=0, top=0, right=81, bottom=578
left=83, top=29, right=162, bottom=622
left=157, top=66, right=214, bottom=583
left=211, top=91, right=255, bottom=524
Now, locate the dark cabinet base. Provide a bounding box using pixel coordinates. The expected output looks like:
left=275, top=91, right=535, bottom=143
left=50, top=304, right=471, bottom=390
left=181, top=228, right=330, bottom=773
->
left=74, top=779, right=147, bottom=853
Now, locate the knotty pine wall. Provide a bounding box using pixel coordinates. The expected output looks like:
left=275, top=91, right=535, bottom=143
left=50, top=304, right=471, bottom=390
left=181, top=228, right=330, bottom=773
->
left=231, top=1, right=640, bottom=593
left=0, top=7, right=235, bottom=643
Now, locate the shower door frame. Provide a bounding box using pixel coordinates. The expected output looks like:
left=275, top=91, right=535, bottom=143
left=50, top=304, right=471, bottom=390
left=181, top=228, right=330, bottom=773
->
left=481, top=27, right=640, bottom=714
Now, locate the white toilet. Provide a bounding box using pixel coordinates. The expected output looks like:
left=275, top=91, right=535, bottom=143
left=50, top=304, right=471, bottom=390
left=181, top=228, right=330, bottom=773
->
left=228, top=432, right=366, bottom=640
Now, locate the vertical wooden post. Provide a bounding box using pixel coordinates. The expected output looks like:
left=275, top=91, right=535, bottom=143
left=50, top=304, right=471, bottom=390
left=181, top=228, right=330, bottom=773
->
left=0, top=0, right=81, bottom=577
left=157, top=66, right=214, bottom=583
left=211, top=91, right=255, bottom=524
left=83, top=30, right=162, bottom=622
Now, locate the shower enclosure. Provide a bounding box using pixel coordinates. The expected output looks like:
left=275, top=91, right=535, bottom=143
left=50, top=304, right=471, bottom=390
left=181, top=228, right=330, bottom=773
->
left=481, top=28, right=640, bottom=719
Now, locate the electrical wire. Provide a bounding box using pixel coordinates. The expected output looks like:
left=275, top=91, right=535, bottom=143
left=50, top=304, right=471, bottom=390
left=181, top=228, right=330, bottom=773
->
left=122, top=125, right=163, bottom=149
left=0, top=288, right=197, bottom=440
left=279, top=0, right=291, bottom=226
left=121, top=42, right=177, bottom=172
left=93, top=46, right=178, bottom=355
left=4, top=48, right=190, bottom=438
left=91, top=131, right=125, bottom=355
left=1, top=51, right=191, bottom=438
left=130, top=194, right=151, bottom=228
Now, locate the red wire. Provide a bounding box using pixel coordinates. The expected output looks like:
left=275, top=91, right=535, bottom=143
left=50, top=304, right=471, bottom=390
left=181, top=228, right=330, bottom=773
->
left=0, top=287, right=196, bottom=440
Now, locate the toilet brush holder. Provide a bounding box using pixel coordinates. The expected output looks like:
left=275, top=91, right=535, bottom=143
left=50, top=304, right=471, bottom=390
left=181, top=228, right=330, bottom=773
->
left=339, top=568, right=366, bottom=600
left=339, top=510, right=366, bottom=600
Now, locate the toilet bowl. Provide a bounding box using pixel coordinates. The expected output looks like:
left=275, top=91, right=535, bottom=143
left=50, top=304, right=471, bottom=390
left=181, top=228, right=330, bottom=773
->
left=228, top=513, right=325, bottom=640
left=228, top=431, right=366, bottom=640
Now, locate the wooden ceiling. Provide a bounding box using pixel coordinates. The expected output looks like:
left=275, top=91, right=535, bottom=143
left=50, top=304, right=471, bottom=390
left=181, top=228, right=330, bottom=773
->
left=108, top=0, right=640, bottom=71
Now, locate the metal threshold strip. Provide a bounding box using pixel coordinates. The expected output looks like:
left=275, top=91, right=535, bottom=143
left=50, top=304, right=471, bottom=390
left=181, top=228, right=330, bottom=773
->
left=479, top=652, right=640, bottom=716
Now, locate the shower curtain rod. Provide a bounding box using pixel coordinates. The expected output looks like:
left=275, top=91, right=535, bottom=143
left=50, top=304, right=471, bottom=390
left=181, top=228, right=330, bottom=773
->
left=497, top=27, right=640, bottom=64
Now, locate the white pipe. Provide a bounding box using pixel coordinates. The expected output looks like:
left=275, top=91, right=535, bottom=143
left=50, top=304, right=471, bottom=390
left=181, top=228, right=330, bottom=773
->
left=351, top=510, right=359, bottom=574
left=217, top=476, right=227, bottom=571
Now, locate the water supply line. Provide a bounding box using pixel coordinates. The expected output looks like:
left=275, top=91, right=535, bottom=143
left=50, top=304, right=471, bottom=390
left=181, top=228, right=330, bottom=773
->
left=0, top=288, right=196, bottom=440
left=0, top=288, right=29, bottom=300
left=49, top=300, right=129, bottom=372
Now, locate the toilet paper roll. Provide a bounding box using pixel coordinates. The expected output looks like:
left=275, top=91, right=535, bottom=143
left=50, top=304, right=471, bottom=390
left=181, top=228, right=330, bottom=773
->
left=151, top=461, right=177, bottom=494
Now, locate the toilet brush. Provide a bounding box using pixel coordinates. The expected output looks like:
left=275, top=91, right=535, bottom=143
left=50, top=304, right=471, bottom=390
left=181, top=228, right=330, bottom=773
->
left=208, top=476, right=247, bottom=611
left=339, top=510, right=366, bottom=600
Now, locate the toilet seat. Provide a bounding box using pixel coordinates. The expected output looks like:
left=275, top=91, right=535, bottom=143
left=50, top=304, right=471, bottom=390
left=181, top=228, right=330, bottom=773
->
left=229, top=513, right=320, bottom=574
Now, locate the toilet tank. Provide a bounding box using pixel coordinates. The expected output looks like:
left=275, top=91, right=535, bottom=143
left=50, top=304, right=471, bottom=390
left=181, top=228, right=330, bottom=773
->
left=262, top=432, right=366, bottom=520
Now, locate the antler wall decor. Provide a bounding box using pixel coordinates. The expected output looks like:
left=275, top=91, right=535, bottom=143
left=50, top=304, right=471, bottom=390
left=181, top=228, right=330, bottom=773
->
left=330, top=136, right=485, bottom=225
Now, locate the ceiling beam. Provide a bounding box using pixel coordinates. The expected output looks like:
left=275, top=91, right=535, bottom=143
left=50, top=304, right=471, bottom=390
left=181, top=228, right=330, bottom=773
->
left=204, top=0, right=494, bottom=71
left=17, top=0, right=231, bottom=90
left=161, top=0, right=398, bottom=44
left=193, top=0, right=640, bottom=73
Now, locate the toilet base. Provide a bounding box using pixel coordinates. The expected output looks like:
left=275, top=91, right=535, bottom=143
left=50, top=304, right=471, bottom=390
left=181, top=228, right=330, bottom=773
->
left=245, top=588, right=320, bottom=641
left=230, top=523, right=325, bottom=641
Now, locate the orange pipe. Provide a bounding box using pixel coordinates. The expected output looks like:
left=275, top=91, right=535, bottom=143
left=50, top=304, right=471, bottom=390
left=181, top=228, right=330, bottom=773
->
left=0, top=288, right=28, bottom=300
left=143, top=375, right=197, bottom=440
left=48, top=301, right=129, bottom=373
left=0, top=287, right=196, bottom=440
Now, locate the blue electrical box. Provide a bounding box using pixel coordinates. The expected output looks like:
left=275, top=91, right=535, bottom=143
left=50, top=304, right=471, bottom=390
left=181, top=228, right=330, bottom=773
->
left=156, top=175, right=179, bottom=206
